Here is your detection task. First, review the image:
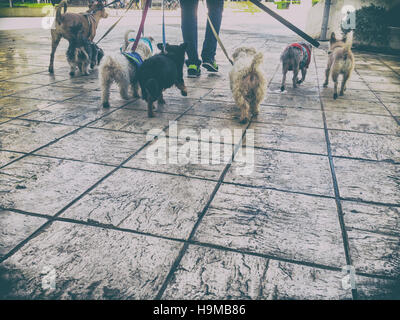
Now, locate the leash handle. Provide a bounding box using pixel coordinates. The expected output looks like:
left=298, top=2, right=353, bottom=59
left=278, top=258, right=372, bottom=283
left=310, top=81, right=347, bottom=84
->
left=201, top=0, right=233, bottom=65
left=131, top=0, right=151, bottom=53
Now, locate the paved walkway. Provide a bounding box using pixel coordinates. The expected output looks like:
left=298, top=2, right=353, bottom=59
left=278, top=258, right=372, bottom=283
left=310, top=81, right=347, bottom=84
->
left=0, top=11, right=399, bottom=300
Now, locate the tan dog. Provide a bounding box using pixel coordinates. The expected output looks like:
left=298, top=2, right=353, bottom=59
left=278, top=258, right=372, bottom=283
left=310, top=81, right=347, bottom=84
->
left=323, top=32, right=354, bottom=99
left=229, top=47, right=266, bottom=123
left=48, top=0, right=108, bottom=74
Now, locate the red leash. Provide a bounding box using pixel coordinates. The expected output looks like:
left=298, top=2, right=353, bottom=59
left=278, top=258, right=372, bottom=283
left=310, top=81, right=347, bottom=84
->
left=131, top=0, right=151, bottom=53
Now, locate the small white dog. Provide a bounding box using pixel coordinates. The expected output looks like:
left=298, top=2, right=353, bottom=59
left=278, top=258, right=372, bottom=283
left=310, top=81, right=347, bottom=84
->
left=229, top=47, right=266, bottom=123
left=99, top=30, right=154, bottom=108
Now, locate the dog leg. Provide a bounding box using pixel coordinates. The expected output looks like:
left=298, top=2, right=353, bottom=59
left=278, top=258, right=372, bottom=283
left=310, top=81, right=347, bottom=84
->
left=323, top=67, right=330, bottom=87
left=340, top=73, right=350, bottom=96
left=147, top=98, right=155, bottom=118
left=292, top=66, right=299, bottom=88
left=332, top=73, right=339, bottom=100
left=49, top=30, right=61, bottom=74
left=175, top=81, right=188, bottom=96
left=119, top=81, right=130, bottom=100
left=132, top=81, right=140, bottom=98
left=280, top=65, right=287, bottom=92
left=82, top=62, right=90, bottom=76
left=298, top=68, right=307, bottom=84
left=101, top=75, right=112, bottom=108
left=69, top=64, right=76, bottom=76
left=157, top=94, right=166, bottom=105
left=236, top=95, right=250, bottom=123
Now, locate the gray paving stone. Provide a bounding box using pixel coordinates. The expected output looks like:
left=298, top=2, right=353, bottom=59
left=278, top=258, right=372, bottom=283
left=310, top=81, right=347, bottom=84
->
left=226, top=148, right=334, bottom=196
left=254, top=105, right=324, bottom=128
left=12, top=85, right=86, bottom=102
left=10, top=72, right=69, bottom=85
left=0, top=221, right=183, bottom=299
left=0, top=156, right=112, bottom=214
left=21, top=100, right=117, bottom=127
left=194, top=184, right=345, bottom=267
left=37, top=127, right=147, bottom=165
left=0, top=210, right=47, bottom=258
left=323, top=99, right=390, bottom=116
left=88, top=108, right=179, bottom=135
left=329, top=130, right=400, bottom=162
left=334, top=158, right=400, bottom=205
left=0, top=119, right=76, bottom=153
left=162, top=246, right=351, bottom=300
left=125, top=137, right=231, bottom=180
left=325, top=111, right=400, bottom=135
left=264, top=93, right=322, bottom=109
left=342, top=201, right=400, bottom=238
left=0, top=81, right=42, bottom=98
left=62, top=168, right=216, bottom=239
left=0, top=96, right=54, bottom=118
left=248, top=122, right=327, bottom=155
left=0, top=151, right=21, bottom=167
left=347, top=229, right=400, bottom=278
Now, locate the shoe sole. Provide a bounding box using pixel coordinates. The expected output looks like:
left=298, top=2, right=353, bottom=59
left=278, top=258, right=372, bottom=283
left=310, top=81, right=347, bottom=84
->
left=202, top=63, right=218, bottom=72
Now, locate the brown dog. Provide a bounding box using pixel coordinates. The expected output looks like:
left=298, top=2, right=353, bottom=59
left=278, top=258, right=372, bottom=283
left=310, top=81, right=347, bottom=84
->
left=48, top=0, right=108, bottom=74
left=323, top=32, right=354, bottom=99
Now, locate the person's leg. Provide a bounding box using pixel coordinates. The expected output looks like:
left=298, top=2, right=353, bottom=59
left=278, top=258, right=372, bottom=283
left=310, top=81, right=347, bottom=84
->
left=201, top=0, right=224, bottom=68
left=180, top=0, right=201, bottom=67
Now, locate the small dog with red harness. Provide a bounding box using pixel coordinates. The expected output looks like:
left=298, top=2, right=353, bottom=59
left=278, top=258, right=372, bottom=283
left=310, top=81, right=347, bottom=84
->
left=280, top=42, right=312, bottom=92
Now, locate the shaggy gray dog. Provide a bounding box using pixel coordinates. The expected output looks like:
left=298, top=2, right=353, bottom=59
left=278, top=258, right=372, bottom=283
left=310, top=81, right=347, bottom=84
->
left=229, top=47, right=266, bottom=123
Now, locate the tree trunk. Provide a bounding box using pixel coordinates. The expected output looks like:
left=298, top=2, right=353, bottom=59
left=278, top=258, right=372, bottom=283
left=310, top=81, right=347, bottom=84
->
left=9, top=0, right=13, bottom=8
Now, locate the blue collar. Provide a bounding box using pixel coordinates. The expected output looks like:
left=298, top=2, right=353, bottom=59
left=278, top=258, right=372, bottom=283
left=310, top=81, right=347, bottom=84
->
left=128, top=37, right=153, bottom=53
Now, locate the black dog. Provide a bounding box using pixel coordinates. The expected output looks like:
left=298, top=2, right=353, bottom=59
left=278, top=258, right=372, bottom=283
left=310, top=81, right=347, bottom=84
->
left=137, top=43, right=188, bottom=117
left=66, top=25, right=104, bottom=76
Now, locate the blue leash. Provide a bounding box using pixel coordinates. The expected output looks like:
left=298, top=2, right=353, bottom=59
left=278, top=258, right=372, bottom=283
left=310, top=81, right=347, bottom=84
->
left=162, top=0, right=166, bottom=52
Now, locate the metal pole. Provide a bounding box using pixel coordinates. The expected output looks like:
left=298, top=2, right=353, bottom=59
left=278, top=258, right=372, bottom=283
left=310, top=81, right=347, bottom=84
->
left=320, top=0, right=331, bottom=41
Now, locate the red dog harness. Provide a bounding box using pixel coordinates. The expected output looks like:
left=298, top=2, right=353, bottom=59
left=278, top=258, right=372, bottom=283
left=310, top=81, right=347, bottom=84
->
left=290, top=43, right=311, bottom=68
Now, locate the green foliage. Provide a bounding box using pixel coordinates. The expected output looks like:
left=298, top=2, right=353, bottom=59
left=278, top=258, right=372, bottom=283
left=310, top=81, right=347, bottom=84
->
left=354, top=4, right=389, bottom=46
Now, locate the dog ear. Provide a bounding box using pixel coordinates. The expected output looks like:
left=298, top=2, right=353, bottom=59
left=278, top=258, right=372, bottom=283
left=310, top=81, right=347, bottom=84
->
left=147, top=36, right=155, bottom=43
left=330, top=32, right=336, bottom=44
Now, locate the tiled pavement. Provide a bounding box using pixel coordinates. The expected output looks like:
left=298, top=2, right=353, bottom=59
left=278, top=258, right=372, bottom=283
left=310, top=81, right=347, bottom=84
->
left=0, top=12, right=400, bottom=300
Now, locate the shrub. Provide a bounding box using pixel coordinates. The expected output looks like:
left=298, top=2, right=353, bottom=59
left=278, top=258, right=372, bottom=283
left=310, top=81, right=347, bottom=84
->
left=354, top=4, right=389, bottom=46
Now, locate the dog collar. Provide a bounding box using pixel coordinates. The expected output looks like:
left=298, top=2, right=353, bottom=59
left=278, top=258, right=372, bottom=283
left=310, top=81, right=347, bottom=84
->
left=128, top=37, right=153, bottom=53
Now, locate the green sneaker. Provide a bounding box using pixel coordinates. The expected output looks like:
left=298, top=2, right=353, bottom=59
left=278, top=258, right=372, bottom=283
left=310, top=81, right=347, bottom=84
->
left=187, top=64, right=201, bottom=78
left=202, top=60, right=219, bottom=72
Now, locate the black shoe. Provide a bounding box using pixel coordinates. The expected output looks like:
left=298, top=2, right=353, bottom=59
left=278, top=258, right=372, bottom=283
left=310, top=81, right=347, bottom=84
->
left=187, top=64, right=201, bottom=78
left=202, top=60, right=219, bottom=72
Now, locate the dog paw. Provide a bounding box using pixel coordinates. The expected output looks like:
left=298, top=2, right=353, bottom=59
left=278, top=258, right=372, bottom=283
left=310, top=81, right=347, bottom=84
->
left=333, top=93, right=338, bottom=100
left=339, top=92, right=344, bottom=96
left=181, top=90, right=188, bottom=97
left=323, top=83, right=328, bottom=88
left=48, top=66, right=54, bottom=74
left=297, top=80, right=303, bottom=84
left=69, top=72, right=75, bottom=76
left=103, top=102, right=110, bottom=108
left=280, top=86, right=285, bottom=92
left=239, top=117, right=248, bottom=124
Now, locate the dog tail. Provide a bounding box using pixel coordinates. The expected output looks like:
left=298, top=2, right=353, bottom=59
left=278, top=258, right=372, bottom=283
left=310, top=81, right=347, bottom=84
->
left=145, top=79, right=159, bottom=99
left=250, top=52, right=263, bottom=72
left=56, top=0, right=68, bottom=24
left=343, top=31, right=353, bottom=59
left=123, top=29, right=136, bottom=51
